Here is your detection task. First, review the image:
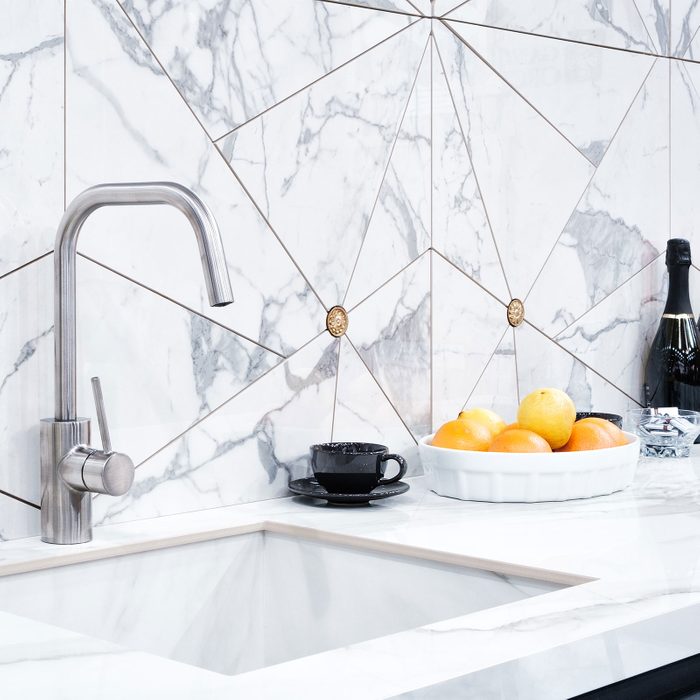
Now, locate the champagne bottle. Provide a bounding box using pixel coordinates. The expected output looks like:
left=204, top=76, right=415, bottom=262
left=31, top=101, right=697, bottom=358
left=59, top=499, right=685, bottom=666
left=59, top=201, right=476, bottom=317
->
left=644, top=239, right=700, bottom=410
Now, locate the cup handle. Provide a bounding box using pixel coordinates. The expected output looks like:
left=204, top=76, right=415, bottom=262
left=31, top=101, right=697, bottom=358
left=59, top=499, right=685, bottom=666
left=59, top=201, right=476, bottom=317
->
left=378, top=453, right=407, bottom=485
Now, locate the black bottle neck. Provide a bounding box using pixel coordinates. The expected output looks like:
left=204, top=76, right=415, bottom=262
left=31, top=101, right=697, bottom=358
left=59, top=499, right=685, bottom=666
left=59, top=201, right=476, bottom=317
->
left=664, top=263, right=693, bottom=315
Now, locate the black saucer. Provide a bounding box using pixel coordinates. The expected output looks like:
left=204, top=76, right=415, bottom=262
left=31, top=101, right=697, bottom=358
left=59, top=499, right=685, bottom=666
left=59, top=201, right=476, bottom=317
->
left=288, top=477, right=409, bottom=504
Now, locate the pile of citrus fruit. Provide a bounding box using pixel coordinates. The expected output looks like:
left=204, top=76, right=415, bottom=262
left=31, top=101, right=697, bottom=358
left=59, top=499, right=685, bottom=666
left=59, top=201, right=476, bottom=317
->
left=432, top=388, right=628, bottom=453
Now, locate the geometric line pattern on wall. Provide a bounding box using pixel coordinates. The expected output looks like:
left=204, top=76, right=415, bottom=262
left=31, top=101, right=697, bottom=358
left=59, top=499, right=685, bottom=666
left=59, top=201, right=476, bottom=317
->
left=3, top=0, right=699, bottom=536
left=69, top=0, right=326, bottom=358
left=431, top=45, right=509, bottom=301
left=0, top=3, right=63, bottom=279
left=348, top=253, right=431, bottom=440
left=432, top=251, right=509, bottom=429
left=93, top=332, right=339, bottom=525
left=447, top=1, right=657, bottom=54
left=527, top=58, right=669, bottom=337
left=220, top=21, right=430, bottom=309
left=119, top=0, right=414, bottom=139
left=344, top=41, right=432, bottom=310
left=447, top=21, right=655, bottom=165
left=333, top=336, right=419, bottom=473
left=435, top=21, right=594, bottom=301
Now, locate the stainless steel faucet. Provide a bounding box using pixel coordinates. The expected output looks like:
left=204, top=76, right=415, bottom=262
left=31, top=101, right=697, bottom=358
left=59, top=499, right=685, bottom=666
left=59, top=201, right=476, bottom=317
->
left=41, top=182, right=234, bottom=544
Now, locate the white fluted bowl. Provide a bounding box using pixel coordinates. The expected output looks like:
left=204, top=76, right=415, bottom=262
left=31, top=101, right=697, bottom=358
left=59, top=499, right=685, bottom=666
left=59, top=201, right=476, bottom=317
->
left=419, top=432, right=640, bottom=503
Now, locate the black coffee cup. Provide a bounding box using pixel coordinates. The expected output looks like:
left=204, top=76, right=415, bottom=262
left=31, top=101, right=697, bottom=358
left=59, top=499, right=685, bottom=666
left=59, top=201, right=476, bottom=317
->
left=310, top=442, right=407, bottom=494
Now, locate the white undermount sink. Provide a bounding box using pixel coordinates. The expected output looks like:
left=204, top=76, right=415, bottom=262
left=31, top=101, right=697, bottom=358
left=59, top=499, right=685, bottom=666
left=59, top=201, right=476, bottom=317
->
left=0, top=529, right=568, bottom=676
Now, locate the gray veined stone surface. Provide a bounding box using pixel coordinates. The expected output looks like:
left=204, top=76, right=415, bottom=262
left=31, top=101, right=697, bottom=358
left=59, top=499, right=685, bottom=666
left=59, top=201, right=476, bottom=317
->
left=1, top=0, right=698, bottom=536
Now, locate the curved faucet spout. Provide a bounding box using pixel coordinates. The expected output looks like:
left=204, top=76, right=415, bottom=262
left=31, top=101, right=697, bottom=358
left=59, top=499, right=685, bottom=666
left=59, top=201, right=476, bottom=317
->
left=54, top=182, right=234, bottom=421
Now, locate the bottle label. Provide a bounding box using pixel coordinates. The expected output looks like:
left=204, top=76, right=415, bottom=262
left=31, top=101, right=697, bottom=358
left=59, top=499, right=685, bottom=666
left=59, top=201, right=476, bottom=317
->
left=662, top=313, right=695, bottom=319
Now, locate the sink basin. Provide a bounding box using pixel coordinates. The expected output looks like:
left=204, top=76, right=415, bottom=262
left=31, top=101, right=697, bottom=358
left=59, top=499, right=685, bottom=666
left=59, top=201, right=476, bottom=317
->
left=0, top=528, right=567, bottom=676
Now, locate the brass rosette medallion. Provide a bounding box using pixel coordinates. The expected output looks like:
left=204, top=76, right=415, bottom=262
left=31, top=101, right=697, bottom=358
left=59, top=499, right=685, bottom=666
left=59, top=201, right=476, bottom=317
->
left=326, top=305, right=349, bottom=337
left=507, top=298, right=525, bottom=327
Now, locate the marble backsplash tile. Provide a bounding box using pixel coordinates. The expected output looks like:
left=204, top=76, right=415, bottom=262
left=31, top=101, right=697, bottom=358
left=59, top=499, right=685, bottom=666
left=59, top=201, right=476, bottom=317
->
left=1, top=0, right=697, bottom=537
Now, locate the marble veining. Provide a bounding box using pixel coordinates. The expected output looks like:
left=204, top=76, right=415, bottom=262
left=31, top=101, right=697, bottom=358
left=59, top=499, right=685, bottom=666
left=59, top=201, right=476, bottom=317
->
left=670, top=0, right=698, bottom=57
left=3, top=454, right=700, bottom=697
left=555, top=256, right=674, bottom=404
left=120, top=0, right=412, bottom=139
left=671, top=61, right=700, bottom=255
left=435, top=23, right=594, bottom=300
left=463, top=327, right=519, bottom=423
left=447, top=0, right=656, bottom=53
left=527, top=58, right=669, bottom=337
left=344, top=45, right=431, bottom=310
left=636, top=0, right=670, bottom=55
left=349, top=254, right=430, bottom=439
left=0, top=256, right=53, bottom=505
left=93, top=333, right=338, bottom=525
left=76, top=257, right=280, bottom=469
left=0, top=1, right=63, bottom=279
left=448, top=21, right=655, bottom=166
left=220, top=21, right=429, bottom=308
left=432, top=252, right=509, bottom=428
left=515, top=321, right=637, bottom=414
left=68, top=0, right=326, bottom=357
left=2, top=0, right=700, bottom=541
left=431, top=51, right=509, bottom=301
left=332, top=336, right=419, bottom=471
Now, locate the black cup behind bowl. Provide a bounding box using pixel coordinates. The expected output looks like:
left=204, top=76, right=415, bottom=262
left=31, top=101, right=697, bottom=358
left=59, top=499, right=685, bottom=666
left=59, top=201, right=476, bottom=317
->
left=575, top=412, right=623, bottom=429
left=310, top=442, right=407, bottom=494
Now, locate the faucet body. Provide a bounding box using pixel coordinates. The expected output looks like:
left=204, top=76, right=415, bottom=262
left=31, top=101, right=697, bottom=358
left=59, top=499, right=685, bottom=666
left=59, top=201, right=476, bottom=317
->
left=41, top=182, right=233, bottom=544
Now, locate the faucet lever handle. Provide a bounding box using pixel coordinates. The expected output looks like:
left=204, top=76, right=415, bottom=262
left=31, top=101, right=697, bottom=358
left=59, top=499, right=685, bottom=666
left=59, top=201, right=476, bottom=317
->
left=91, top=376, right=112, bottom=453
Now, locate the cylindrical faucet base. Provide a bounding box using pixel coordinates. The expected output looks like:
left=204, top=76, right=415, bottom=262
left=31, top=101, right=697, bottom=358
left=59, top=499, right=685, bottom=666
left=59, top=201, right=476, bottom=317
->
left=40, top=418, right=92, bottom=544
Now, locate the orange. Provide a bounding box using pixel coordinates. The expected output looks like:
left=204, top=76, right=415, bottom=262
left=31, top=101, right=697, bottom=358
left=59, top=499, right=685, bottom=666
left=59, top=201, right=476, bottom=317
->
left=557, top=421, right=616, bottom=452
left=458, top=408, right=507, bottom=438
left=432, top=418, right=492, bottom=451
left=488, top=428, right=552, bottom=453
left=503, top=422, right=519, bottom=431
left=517, top=388, right=576, bottom=450
left=576, top=417, right=627, bottom=447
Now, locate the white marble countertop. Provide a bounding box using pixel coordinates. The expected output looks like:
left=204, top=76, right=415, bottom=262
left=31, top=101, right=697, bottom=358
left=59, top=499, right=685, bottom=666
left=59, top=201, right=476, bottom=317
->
left=2, top=450, right=700, bottom=698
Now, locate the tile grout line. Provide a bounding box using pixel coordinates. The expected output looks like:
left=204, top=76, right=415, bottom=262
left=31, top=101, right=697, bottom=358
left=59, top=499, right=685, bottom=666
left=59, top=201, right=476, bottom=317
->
left=523, top=57, right=659, bottom=304
left=512, top=327, right=521, bottom=405
left=432, top=37, right=512, bottom=300
left=429, top=31, right=434, bottom=433
left=551, top=253, right=665, bottom=341
left=524, top=319, right=644, bottom=407
left=404, top=0, right=426, bottom=16
left=431, top=248, right=509, bottom=308
left=441, top=0, right=471, bottom=18
left=425, top=14, right=700, bottom=69
left=113, top=1, right=332, bottom=313
left=77, top=252, right=286, bottom=359
left=633, top=0, right=660, bottom=54
left=341, top=33, right=431, bottom=308
left=329, top=338, right=342, bottom=440
left=443, top=16, right=666, bottom=60
left=460, top=324, right=509, bottom=412
left=439, top=19, right=597, bottom=167
left=0, top=489, right=40, bottom=511
left=214, top=18, right=426, bottom=142
left=0, top=251, right=53, bottom=284
left=344, top=335, right=419, bottom=444
left=347, top=249, right=431, bottom=313
left=317, top=0, right=423, bottom=19
left=682, top=23, right=700, bottom=59
left=131, top=328, right=332, bottom=469
left=214, top=149, right=329, bottom=313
